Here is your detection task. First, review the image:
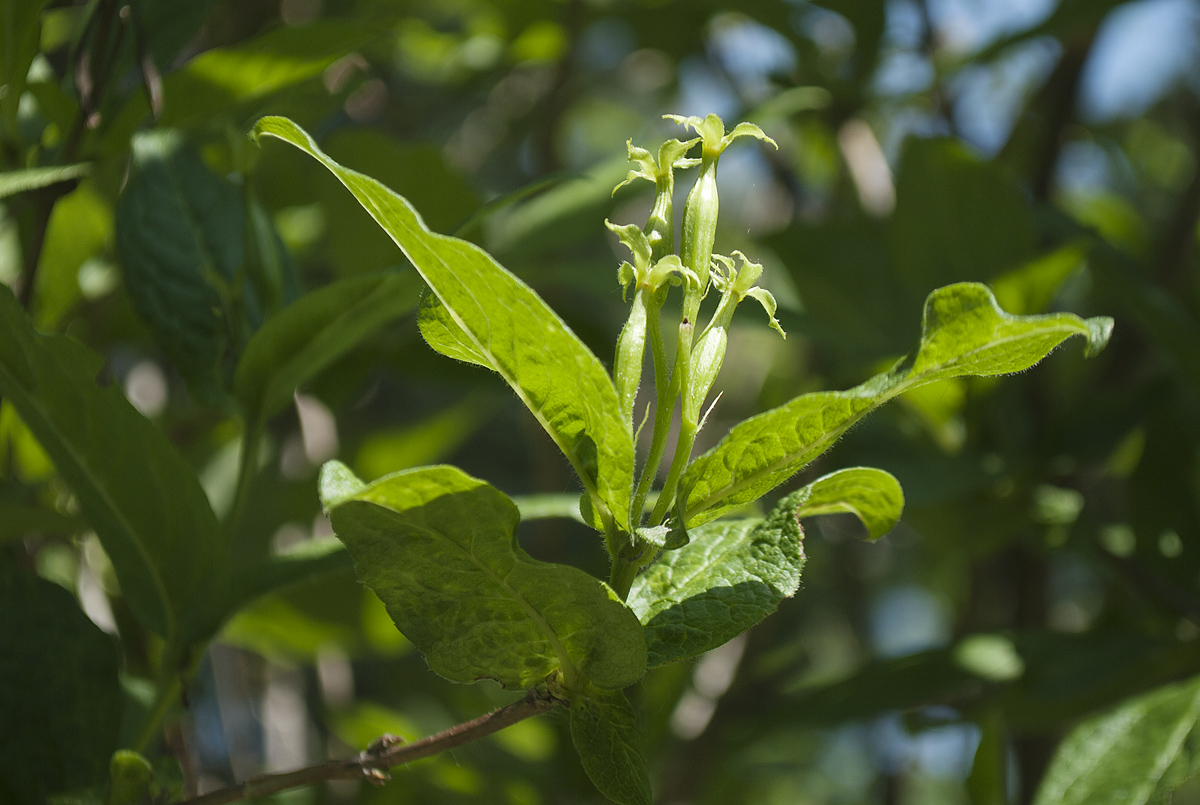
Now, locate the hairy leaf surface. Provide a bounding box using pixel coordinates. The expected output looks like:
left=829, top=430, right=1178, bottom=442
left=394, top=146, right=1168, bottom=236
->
left=681, top=283, right=1112, bottom=525
left=630, top=498, right=804, bottom=667
left=569, top=686, right=653, bottom=805
left=0, top=163, right=90, bottom=199
left=1033, top=674, right=1200, bottom=805
left=256, top=116, right=635, bottom=532
left=319, top=462, right=645, bottom=689
left=234, top=272, right=421, bottom=422
left=0, top=288, right=227, bottom=643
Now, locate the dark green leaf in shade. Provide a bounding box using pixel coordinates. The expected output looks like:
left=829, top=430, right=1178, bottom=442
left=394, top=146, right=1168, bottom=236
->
left=115, top=130, right=247, bottom=401
left=1033, top=674, right=1200, bottom=805
left=0, top=567, right=121, bottom=803
left=680, top=283, right=1112, bottom=526
left=319, top=461, right=645, bottom=690
left=227, top=537, right=352, bottom=615
left=234, top=272, right=421, bottom=423
left=783, top=466, right=904, bottom=541
left=0, top=286, right=228, bottom=644
left=568, top=686, right=653, bottom=805
left=629, top=493, right=806, bottom=667
left=254, top=117, right=635, bottom=533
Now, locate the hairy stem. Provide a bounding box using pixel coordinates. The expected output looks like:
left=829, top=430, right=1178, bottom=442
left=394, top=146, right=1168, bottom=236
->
left=174, top=688, right=561, bottom=805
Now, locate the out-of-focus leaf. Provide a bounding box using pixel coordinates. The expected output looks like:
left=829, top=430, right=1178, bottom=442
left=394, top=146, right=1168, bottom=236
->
left=0, top=0, right=50, bottom=143
left=255, top=116, right=636, bottom=533
left=512, top=493, right=586, bottom=523
left=0, top=567, right=121, bottom=803
left=568, top=686, right=652, bottom=805
left=139, top=0, right=214, bottom=69
left=0, top=286, right=228, bottom=644
left=681, top=283, right=1112, bottom=526
left=323, top=130, right=479, bottom=274
left=0, top=163, right=89, bottom=199
left=991, top=242, right=1087, bottom=315
left=630, top=493, right=805, bottom=667
left=35, top=183, right=111, bottom=328
left=1033, top=674, right=1200, bottom=805
left=354, top=396, right=486, bottom=481
left=890, top=138, right=1036, bottom=292
left=234, top=272, right=421, bottom=424
left=115, top=130, right=247, bottom=401
left=319, top=461, right=646, bottom=690
left=227, top=536, right=352, bottom=614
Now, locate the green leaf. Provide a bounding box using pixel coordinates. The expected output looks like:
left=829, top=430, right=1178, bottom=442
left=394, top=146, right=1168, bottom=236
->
left=0, top=163, right=90, bottom=199
left=319, top=461, right=645, bottom=690
left=783, top=466, right=904, bottom=541
left=227, top=536, right=352, bottom=614
left=0, top=286, right=228, bottom=644
left=568, top=686, right=652, bottom=805
left=234, top=272, right=421, bottom=423
left=680, top=282, right=1112, bottom=525
left=1033, top=674, right=1200, bottom=805
left=417, top=291, right=490, bottom=368
left=0, top=567, right=122, bottom=803
left=629, top=493, right=805, bottom=667
left=255, top=117, right=636, bottom=533
left=115, top=129, right=247, bottom=402
left=0, top=0, right=50, bottom=142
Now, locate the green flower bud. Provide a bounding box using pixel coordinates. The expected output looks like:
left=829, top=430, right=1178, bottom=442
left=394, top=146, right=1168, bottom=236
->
left=613, top=138, right=700, bottom=261
left=665, top=114, right=777, bottom=323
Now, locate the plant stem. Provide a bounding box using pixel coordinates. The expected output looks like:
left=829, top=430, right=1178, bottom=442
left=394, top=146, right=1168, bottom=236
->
left=132, top=660, right=182, bottom=754
left=173, top=688, right=561, bottom=805
left=630, top=299, right=672, bottom=525
left=226, top=416, right=263, bottom=540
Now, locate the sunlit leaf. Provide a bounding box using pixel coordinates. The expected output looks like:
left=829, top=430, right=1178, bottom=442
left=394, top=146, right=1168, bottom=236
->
left=681, top=283, right=1112, bottom=526
left=255, top=117, right=636, bottom=533
left=0, top=163, right=89, bottom=199
left=1033, top=674, right=1200, bottom=805
left=320, top=461, right=645, bottom=689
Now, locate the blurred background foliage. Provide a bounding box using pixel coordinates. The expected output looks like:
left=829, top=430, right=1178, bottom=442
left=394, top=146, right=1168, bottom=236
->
left=2, top=0, right=1200, bottom=802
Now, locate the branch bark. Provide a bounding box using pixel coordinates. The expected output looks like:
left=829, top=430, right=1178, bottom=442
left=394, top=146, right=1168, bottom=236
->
left=174, top=687, right=562, bottom=805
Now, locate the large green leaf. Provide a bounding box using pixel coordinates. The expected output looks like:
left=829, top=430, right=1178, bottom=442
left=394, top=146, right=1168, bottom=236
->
left=0, top=287, right=228, bottom=644
left=234, top=272, right=421, bottom=423
left=115, top=130, right=247, bottom=401
left=0, top=567, right=122, bottom=803
left=255, top=116, right=635, bottom=532
left=1033, top=674, right=1200, bottom=805
left=319, top=461, right=645, bottom=690
left=680, top=283, right=1112, bottom=525
left=568, top=686, right=652, bottom=805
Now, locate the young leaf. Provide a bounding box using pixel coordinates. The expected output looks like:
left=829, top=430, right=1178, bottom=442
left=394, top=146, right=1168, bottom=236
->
left=0, top=567, right=122, bottom=803
left=569, top=686, right=653, bottom=805
left=255, top=117, right=636, bottom=533
left=782, top=466, right=904, bottom=541
left=0, top=287, right=228, bottom=645
left=681, top=283, right=1112, bottom=526
left=319, top=461, right=646, bottom=690
left=234, top=272, right=422, bottom=423
left=1032, top=674, right=1200, bottom=805
left=629, top=496, right=805, bottom=667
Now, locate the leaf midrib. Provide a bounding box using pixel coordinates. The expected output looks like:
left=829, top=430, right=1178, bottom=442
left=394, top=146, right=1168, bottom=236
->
left=0, top=362, right=176, bottom=640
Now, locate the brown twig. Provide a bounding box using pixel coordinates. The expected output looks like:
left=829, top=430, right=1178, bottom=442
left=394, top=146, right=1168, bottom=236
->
left=174, top=687, right=562, bottom=805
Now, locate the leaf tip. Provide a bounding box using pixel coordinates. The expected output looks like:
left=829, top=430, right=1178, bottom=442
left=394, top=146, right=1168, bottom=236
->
left=318, top=460, right=366, bottom=511
left=1083, top=316, right=1114, bottom=358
